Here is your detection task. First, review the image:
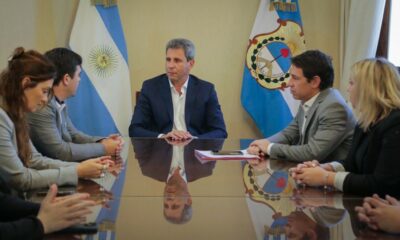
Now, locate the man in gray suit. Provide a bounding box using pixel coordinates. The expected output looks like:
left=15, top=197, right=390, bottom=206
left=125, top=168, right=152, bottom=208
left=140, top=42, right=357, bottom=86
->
left=248, top=50, right=355, bottom=163
left=27, top=48, right=123, bottom=162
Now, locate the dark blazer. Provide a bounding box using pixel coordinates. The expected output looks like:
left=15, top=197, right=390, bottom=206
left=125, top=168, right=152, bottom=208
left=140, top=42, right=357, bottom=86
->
left=0, top=192, right=43, bottom=240
left=132, top=138, right=224, bottom=182
left=340, top=109, right=400, bottom=197
left=129, top=74, right=227, bottom=138
left=0, top=176, right=43, bottom=240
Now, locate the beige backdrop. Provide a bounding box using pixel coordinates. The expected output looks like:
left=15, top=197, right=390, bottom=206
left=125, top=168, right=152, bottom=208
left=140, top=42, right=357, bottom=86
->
left=0, top=0, right=340, bottom=138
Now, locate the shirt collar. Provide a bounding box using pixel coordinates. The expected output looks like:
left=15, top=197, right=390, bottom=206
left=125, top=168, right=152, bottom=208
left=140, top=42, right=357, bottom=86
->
left=53, top=96, right=66, bottom=109
left=168, top=76, right=190, bottom=94
left=54, top=96, right=64, bottom=104
left=303, top=92, right=320, bottom=109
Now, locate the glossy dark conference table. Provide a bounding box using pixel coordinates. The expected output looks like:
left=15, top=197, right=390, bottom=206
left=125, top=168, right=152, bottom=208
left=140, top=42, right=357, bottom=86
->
left=45, top=138, right=399, bottom=240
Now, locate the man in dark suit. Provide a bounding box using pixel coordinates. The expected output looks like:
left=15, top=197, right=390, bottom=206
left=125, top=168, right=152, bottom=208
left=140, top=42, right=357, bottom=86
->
left=129, top=38, right=227, bottom=140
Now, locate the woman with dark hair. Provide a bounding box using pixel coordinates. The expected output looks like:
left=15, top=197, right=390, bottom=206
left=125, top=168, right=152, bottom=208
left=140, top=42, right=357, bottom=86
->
left=0, top=47, right=112, bottom=191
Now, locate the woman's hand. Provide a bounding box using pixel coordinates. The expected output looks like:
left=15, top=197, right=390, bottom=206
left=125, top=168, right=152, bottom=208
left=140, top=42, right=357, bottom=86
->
left=77, top=156, right=113, bottom=179
left=356, top=195, right=400, bottom=234
left=291, top=166, right=334, bottom=187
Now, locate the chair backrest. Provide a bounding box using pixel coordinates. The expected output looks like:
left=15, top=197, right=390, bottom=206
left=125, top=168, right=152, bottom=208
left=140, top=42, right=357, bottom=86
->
left=135, top=91, right=140, bottom=103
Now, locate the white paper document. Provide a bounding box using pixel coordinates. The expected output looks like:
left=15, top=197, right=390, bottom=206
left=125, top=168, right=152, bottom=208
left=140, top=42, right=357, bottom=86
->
left=195, top=149, right=259, bottom=161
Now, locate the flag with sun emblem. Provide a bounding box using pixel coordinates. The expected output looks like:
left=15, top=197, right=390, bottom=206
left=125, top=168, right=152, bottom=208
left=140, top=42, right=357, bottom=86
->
left=67, top=0, right=132, bottom=137
left=241, top=0, right=305, bottom=137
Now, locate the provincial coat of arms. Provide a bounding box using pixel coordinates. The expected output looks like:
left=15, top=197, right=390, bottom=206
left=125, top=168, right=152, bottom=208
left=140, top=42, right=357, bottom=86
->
left=246, top=19, right=305, bottom=89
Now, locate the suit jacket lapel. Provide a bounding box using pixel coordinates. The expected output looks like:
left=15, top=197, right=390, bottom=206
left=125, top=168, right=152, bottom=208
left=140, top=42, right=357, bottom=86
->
left=352, top=127, right=363, bottom=149
left=151, top=141, right=173, bottom=181
left=297, top=107, right=306, bottom=144
left=160, top=75, right=174, bottom=122
left=302, top=89, right=330, bottom=142
left=49, top=98, right=62, bottom=131
left=50, top=97, right=69, bottom=140
left=185, top=76, right=195, bottom=127
left=353, top=127, right=367, bottom=171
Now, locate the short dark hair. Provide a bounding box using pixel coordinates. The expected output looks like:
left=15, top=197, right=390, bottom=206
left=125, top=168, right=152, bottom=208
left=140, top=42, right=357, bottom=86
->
left=291, top=50, right=334, bottom=90
left=44, top=48, right=82, bottom=86
left=166, top=38, right=195, bottom=61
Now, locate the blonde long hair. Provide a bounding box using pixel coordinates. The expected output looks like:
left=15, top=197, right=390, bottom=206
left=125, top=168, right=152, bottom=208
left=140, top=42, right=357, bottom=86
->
left=350, top=58, right=400, bottom=131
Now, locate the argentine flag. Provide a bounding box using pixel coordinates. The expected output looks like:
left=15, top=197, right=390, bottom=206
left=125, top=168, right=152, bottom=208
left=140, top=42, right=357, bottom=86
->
left=67, top=0, right=132, bottom=137
left=85, top=161, right=127, bottom=240
left=241, top=0, right=305, bottom=137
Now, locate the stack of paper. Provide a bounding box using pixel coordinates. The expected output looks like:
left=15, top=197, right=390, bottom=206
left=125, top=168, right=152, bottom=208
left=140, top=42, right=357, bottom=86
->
left=194, top=150, right=259, bottom=161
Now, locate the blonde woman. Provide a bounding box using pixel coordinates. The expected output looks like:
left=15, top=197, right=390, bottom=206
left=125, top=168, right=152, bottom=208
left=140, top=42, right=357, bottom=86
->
left=291, top=58, right=400, bottom=196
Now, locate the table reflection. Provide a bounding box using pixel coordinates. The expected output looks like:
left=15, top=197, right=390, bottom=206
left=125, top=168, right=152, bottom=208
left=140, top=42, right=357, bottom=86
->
left=132, top=138, right=224, bottom=224
left=42, top=138, right=400, bottom=239
left=243, top=158, right=351, bottom=239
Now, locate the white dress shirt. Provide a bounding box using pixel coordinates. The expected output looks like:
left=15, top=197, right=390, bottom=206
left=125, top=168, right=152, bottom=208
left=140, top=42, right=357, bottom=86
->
left=170, top=77, right=189, bottom=132
left=167, top=144, right=187, bottom=183
left=157, top=77, right=189, bottom=138
left=54, top=99, right=66, bottom=126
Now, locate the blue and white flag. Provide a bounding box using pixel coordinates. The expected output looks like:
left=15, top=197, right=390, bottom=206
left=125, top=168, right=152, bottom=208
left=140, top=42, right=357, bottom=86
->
left=68, top=0, right=132, bottom=137
left=241, top=0, right=305, bottom=137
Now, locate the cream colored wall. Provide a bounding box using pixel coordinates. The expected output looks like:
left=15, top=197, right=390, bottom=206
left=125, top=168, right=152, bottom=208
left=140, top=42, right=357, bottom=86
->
left=0, top=0, right=340, bottom=138
left=0, top=0, right=39, bottom=66
left=300, top=0, right=341, bottom=88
